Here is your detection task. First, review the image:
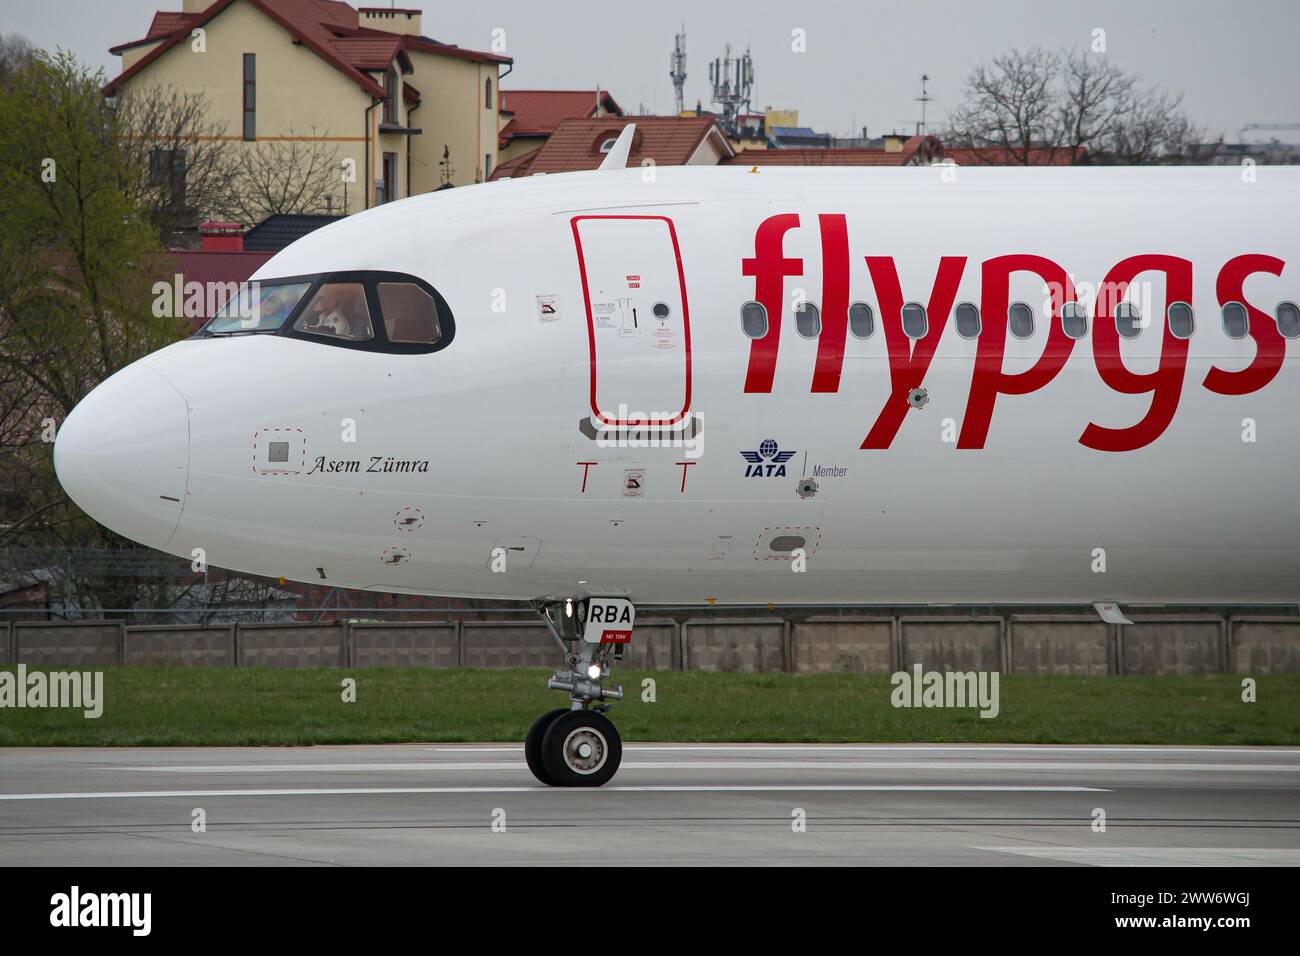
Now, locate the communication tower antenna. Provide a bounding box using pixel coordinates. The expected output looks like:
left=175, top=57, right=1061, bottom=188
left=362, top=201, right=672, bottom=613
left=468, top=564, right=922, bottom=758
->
left=670, top=27, right=687, bottom=116
left=708, top=44, right=753, bottom=138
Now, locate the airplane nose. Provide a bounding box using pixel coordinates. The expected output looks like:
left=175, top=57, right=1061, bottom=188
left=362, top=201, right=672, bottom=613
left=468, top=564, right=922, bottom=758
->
left=54, top=361, right=190, bottom=550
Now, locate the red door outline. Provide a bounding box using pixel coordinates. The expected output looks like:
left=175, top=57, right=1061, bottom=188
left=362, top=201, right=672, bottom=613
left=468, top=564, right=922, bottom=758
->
left=571, top=214, right=693, bottom=427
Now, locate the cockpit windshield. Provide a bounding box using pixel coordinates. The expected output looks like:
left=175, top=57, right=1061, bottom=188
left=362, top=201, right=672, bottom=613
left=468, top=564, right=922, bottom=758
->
left=194, top=271, right=452, bottom=354
left=203, top=281, right=312, bottom=334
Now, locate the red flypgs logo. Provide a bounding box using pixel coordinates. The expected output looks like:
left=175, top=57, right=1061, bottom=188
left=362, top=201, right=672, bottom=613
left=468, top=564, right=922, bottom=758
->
left=741, top=213, right=1288, bottom=452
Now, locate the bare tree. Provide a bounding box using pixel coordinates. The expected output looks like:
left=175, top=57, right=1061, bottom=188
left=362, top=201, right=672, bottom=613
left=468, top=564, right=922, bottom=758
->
left=1098, top=88, right=1206, bottom=165
left=1058, top=49, right=1136, bottom=162
left=113, top=83, right=236, bottom=245
left=944, top=46, right=1206, bottom=165
left=0, top=33, right=33, bottom=87
left=944, top=47, right=1063, bottom=164
left=219, top=132, right=341, bottom=224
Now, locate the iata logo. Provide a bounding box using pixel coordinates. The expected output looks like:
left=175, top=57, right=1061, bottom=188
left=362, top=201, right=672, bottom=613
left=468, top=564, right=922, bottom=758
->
left=741, top=438, right=797, bottom=477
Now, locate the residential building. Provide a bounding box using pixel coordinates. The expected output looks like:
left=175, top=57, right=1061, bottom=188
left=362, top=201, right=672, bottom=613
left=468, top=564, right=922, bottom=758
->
left=489, top=115, right=734, bottom=180
left=497, top=89, right=622, bottom=164
left=105, top=0, right=511, bottom=212
left=722, top=135, right=942, bottom=168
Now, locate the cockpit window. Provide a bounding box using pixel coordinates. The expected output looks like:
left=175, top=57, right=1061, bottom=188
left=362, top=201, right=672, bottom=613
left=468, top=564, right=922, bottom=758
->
left=204, top=281, right=311, bottom=334
left=197, top=270, right=454, bottom=354
left=378, top=282, right=440, bottom=344
left=293, top=282, right=374, bottom=341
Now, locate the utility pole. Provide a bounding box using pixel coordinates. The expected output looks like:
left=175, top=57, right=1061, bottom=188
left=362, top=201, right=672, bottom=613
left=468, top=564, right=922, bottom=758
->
left=915, top=74, right=931, bottom=136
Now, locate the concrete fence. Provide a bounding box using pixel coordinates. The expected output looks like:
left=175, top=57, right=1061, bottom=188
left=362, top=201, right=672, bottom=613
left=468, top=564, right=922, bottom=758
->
left=0, top=614, right=1298, bottom=674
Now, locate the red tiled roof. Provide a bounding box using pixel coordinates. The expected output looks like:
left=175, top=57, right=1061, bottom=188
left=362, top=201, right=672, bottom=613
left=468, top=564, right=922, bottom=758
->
left=493, top=115, right=730, bottom=179
left=314, top=0, right=360, bottom=29
left=722, top=135, right=942, bottom=168
left=109, top=11, right=200, bottom=53
left=943, top=146, right=1083, bottom=166
left=328, top=35, right=405, bottom=70
left=497, top=90, right=623, bottom=141
left=724, top=148, right=912, bottom=167
left=106, top=0, right=509, bottom=98
left=489, top=146, right=542, bottom=179
left=148, top=11, right=198, bottom=40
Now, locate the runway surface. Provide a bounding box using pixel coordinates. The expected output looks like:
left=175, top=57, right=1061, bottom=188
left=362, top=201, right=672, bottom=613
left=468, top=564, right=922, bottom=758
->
left=1, top=744, right=1297, bottom=865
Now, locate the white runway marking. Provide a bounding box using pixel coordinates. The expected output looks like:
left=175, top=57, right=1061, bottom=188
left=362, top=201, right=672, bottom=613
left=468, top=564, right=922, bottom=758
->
left=0, top=785, right=1109, bottom=801
left=117, top=760, right=1300, bottom=773
left=976, top=846, right=1300, bottom=866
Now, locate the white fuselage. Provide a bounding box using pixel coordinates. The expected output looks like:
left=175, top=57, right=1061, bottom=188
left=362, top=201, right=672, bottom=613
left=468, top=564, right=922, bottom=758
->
left=54, top=165, right=1300, bottom=606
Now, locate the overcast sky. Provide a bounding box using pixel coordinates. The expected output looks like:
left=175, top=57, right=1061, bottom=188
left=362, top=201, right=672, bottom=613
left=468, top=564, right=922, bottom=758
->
left=4, top=0, right=1298, bottom=141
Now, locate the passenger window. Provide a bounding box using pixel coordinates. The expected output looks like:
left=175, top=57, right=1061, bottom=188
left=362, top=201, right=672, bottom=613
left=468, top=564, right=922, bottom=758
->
left=741, top=301, right=767, bottom=338
left=1008, top=302, right=1034, bottom=339
left=848, top=302, right=874, bottom=338
left=378, top=282, right=441, bottom=344
left=954, top=302, right=980, bottom=339
left=1221, top=301, right=1249, bottom=339
left=294, top=282, right=374, bottom=341
left=1276, top=301, right=1300, bottom=339
left=1061, top=301, right=1088, bottom=339
left=1168, top=301, right=1195, bottom=339
left=901, top=302, right=927, bottom=339
left=1116, top=302, right=1142, bottom=339
left=795, top=301, right=821, bottom=338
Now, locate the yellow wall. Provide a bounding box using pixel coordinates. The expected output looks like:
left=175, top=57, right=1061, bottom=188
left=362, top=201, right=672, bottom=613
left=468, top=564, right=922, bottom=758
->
left=404, top=50, right=501, bottom=189
left=120, top=39, right=163, bottom=73
left=764, top=108, right=798, bottom=129
left=499, top=135, right=543, bottom=165
left=110, top=0, right=500, bottom=207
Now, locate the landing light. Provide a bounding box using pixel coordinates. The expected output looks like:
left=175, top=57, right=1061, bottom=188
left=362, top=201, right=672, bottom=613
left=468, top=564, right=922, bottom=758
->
left=586, top=664, right=602, bottom=680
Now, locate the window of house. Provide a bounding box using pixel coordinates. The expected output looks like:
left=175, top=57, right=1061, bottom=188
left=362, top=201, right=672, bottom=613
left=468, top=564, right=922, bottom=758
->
left=379, top=283, right=441, bottom=344
left=1061, top=301, right=1088, bottom=339
left=901, top=302, right=927, bottom=339
left=954, top=302, right=981, bottom=339
left=293, top=283, right=374, bottom=341
left=485, top=77, right=493, bottom=109
left=242, top=53, right=256, bottom=141
left=384, top=68, right=398, bottom=125
left=1008, top=302, right=1034, bottom=338
left=377, top=152, right=397, bottom=204
left=848, top=302, right=874, bottom=339
left=599, top=137, right=619, bottom=153
left=741, top=301, right=767, bottom=338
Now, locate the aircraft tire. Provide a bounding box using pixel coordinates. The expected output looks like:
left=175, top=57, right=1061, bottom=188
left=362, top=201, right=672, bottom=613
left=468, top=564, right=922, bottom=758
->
left=540, top=709, right=622, bottom=787
left=525, top=708, right=569, bottom=786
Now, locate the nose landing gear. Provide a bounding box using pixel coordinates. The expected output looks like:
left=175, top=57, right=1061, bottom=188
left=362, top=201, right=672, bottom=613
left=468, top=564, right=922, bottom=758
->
left=525, top=597, right=634, bottom=787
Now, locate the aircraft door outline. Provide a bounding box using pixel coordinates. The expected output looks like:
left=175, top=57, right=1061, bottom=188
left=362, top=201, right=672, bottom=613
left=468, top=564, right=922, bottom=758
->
left=571, top=215, right=693, bottom=427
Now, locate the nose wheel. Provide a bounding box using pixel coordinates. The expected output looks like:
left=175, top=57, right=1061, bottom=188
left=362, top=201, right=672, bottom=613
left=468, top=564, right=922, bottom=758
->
left=525, top=597, right=632, bottom=787
left=537, top=709, right=622, bottom=787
